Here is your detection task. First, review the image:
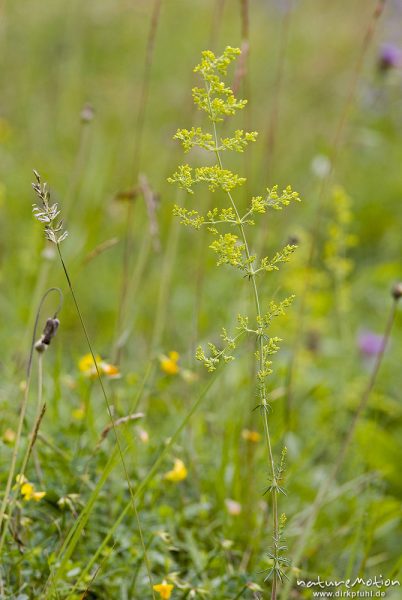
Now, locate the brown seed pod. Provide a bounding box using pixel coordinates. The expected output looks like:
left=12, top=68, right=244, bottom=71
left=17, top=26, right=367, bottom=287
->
left=391, top=282, right=402, bottom=301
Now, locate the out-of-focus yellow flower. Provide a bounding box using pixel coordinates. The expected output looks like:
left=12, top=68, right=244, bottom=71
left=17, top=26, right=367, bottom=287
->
left=79, top=353, right=101, bottom=373
left=78, top=353, right=120, bottom=378
left=153, top=581, right=174, bottom=599
left=72, top=406, right=85, bottom=421
left=101, top=363, right=120, bottom=377
left=2, top=428, right=16, bottom=444
left=225, top=498, right=242, bottom=516
left=160, top=351, right=180, bottom=375
left=164, top=458, right=187, bottom=483
left=21, top=483, right=46, bottom=502
left=241, top=429, right=261, bottom=443
left=15, top=475, right=46, bottom=502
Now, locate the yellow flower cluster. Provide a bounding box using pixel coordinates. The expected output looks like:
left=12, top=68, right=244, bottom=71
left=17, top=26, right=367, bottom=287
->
left=160, top=351, right=180, bottom=375
left=241, top=429, right=261, bottom=443
left=153, top=581, right=174, bottom=599
left=78, top=354, right=120, bottom=378
left=15, top=474, right=46, bottom=502
left=164, top=459, right=187, bottom=482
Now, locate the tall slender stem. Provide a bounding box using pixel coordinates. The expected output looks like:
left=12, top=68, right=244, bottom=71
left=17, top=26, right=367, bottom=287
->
left=115, top=0, right=163, bottom=364
left=55, top=244, right=155, bottom=599
left=208, top=84, right=279, bottom=599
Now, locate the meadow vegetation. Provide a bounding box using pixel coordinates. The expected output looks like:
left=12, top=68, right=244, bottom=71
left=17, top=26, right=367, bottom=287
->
left=0, top=1, right=401, bottom=599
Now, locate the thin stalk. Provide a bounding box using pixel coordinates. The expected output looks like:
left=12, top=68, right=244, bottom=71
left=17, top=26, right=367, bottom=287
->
left=45, top=445, right=121, bottom=593
left=21, top=257, right=52, bottom=356
left=0, top=287, right=62, bottom=553
left=55, top=244, right=155, bottom=600
left=150, top=208, right=181, bottom=353
left=0, top=356, right=45, bottom=552
left=265, top=4, right=292, bottom=179
left=115, top=0, right=163, bottom=363
left=281, top=292, right=399, bottom=599
left=22, top=106, right=93, bottom=356
left=114, top=230, right=152, bottom=363
left=284, top=0, right=387, bottom=417
left=115, top=198, right=135, bottom=360
left=209, top=0, right=226, bottom=49
left=128, top=533, right=155, bottom=596
left=232, top=583, right=249, bottom=600
left=207, top=82, right=279, bottom=598
left=235, top=0, right=251, bottom=193
left=63, top=117, right=93, bottom=223
left=234, top=0, right=250, bottom=99
left=22, top=353, right=45, bottom=475
left=132, top=0, right=162, bottom=176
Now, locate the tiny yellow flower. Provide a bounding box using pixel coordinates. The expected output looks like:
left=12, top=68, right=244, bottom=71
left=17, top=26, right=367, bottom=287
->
left=72, top=406, right=85, bottom=421
left=78, top=353, right=120, bottom=378
left=164, top=458, right=187, bottom=483
left=241, top=429, right=261, bottom=443
left=18, top=479, right=46, bottom=502
left=153, top=581, right=174, bottom=599
left=32, top=490, right=46, bottom=502
left=160, top=351, right=180, bottom=375
left=79, top=353, right=101, bottom=374
left=2, top=428, right=16, bottom=444
left=21, top=482, right=35, bottom=500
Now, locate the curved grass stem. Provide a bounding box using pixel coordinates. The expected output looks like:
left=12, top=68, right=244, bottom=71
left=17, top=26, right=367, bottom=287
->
left=0, top=288, right=62, bottom=555
left=53, top=244, right=156, bottom=600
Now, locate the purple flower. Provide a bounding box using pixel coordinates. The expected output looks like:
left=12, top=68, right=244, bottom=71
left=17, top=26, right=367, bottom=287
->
left=358, top=330, right=385, bottom=357
left=378, top=43, right=402, bottom=71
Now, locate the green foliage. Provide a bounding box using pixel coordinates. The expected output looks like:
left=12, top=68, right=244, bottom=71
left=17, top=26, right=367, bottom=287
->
left=2, top=5, right=402, bottom=599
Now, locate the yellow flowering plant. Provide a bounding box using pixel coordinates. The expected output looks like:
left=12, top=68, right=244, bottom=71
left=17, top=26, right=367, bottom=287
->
left=168, top=46, right=301, bottom=596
